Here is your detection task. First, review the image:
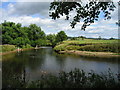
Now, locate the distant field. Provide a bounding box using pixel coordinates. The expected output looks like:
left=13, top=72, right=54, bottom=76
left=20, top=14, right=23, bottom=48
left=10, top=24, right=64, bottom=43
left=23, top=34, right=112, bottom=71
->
left=54, top=39, right=120, bottom=53
left=62, top=39, right=118, bottom=44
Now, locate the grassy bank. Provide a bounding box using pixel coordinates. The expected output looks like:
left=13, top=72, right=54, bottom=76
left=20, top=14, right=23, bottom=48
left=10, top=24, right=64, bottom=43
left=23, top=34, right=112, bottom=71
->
left=0, top=44, right=33, bottom=55
left=54, top=39, right=120, bottom=57
left=3, top=68, right=120, bottom=88
left=0, top=45, right=17, bottom=53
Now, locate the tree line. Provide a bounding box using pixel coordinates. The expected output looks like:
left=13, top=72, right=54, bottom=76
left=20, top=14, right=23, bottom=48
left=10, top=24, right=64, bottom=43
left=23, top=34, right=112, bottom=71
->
left=1, top=21, right=67, bottom=48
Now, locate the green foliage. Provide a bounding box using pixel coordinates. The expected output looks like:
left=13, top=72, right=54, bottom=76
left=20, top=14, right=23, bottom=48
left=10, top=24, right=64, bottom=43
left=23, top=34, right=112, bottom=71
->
left=55, top=31, right=67, bottom=43
left=1, top=45, right=16, bottom=52
left=35, top=39, right=47, bottom=46
left=109, top=37, right=115, bottom=40
left=2, top=35, right=13, bottom=44
left=46, top=34, right=56, bottom=47
left=13, top=37, right=30, bottom=48
left=22, top=44, right=32, bottom=49
left=1, top=21, right=48, bottom=47
left=28, top=24, right=46, bottom=41
left=49, top=2, right=116, bottom=30
left=2, top=21, right=68, bottom=48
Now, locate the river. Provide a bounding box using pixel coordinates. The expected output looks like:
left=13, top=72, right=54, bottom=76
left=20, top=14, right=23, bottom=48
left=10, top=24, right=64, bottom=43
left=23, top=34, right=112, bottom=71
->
left=2, top=47, right=120, bottom=84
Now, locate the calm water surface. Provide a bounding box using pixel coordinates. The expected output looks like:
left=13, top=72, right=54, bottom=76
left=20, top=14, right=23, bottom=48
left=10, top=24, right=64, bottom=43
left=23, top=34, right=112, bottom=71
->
left=2, top=47, right=120, bottom=82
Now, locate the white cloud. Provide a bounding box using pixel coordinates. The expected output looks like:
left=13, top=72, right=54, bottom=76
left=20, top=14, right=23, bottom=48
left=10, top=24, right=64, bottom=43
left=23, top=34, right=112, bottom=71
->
left=15, top=0, right=53, bottom=2
left=7, top=2, right=50, bottom=17
left=0, top=1, right=119, bottom=38
left=3, top=0, right=8, bottom=1
left=1, top=0, right=54, bottom=2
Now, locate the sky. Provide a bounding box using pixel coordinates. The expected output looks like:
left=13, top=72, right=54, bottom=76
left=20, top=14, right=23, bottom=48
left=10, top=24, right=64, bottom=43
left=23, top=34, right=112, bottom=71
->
left=0, top=0, right=119, bottom=39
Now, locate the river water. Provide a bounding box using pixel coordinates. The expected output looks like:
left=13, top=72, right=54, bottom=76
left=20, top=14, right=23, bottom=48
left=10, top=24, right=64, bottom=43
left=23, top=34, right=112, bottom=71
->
left=2, top=47, right=120, bottom=82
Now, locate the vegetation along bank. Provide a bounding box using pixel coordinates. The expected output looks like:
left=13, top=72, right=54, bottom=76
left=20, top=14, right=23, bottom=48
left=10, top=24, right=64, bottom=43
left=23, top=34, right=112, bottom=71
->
left=54, top=39, right=120, bottom=58
left=1, top=21, right=68, bottom=55
left=1, top=21, right=120, bottom=58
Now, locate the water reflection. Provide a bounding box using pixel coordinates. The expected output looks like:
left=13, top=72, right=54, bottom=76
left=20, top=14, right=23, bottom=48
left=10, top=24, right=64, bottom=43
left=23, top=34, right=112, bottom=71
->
left=2, top=48, right=120, bottom=88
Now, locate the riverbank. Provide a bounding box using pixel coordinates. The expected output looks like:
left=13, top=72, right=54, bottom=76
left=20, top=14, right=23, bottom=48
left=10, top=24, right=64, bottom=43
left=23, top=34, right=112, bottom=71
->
left=0, top=48, right=34, bottom=56
left=58, top=50, right=120, bottom=58
left=54, top=39, right=120, bottom=58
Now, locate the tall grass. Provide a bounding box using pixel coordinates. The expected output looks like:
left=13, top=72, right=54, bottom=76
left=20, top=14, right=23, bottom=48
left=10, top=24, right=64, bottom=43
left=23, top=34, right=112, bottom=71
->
left=54, top=39, right=120, bottom=53
left=3, top=68, right=120, bottom=88
left=1, top=45, right=16, bottom=53
left=27, top=69, right=120, bottom=88
left=78, top=43, right=120, bottom=53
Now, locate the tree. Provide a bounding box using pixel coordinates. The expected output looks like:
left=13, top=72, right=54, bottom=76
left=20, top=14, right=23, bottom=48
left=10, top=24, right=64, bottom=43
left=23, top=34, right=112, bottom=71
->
left=98, top=36, right=101, bottom=40
left=2, top=21, right=48, bottom=47
left=13, top=37, right=30, bottom=47
left=28, top=24, right=46, bottom=41
left=56, top=31, right=67, bottom=43
left=49, top=1, right=116, bottom=30
left=46, top=34, right=56, bottom=46
left=27, top=24, right=46, bottom=46
left=109, top=37, right=115, bottom=40
left=78, top=36, right=86, bottom=40
left=35, top=39, right=47, bottom=46
left=2, top=34, right=13, bottom=44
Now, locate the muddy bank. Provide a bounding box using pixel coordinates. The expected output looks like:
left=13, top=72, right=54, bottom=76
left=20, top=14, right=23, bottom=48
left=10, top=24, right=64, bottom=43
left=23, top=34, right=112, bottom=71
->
left=58, top=50, right=120, bottom=58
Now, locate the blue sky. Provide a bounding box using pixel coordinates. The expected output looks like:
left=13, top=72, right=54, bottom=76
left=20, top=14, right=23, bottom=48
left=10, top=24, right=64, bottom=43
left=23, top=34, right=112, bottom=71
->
left=0, top=0, right=119, bottom=38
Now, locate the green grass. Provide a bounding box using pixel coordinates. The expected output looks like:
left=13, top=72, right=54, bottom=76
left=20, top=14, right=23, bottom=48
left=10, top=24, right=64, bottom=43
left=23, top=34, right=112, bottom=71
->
left=0, top=44, right=34, bottom=53
left=0, top=45, right=17, bottom=53
left=63, top=39, right=118, bottom=45
left=54, top=39, right=120, bottom=53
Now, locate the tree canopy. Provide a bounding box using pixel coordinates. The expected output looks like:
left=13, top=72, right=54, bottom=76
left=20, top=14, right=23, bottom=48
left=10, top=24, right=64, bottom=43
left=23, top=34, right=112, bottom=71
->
left=1, top=21, right=47, bottom=47
left=56, top=31, right=67, bottom=43
left=1, top=21, right=68, bottom=47
left=49, top=1, right=116, bottom=30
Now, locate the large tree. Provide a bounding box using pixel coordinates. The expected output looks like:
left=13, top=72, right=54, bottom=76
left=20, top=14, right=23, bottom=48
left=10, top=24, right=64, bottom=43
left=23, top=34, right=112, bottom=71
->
left=49, top=1, right=116, bottom=30
left=56, top=31, right=67, bottom=43
left=46, top=34, right=56, bottom=46
left=27, top=24, right=46, bottom=46
left=28, top=24, right=45, bottom=41
left=1, top=21, right=47, bottom=47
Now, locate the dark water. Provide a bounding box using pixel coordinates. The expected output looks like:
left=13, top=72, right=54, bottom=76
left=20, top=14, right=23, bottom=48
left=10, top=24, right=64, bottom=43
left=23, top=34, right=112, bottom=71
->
left=2, top=47, right=120, bottom=82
